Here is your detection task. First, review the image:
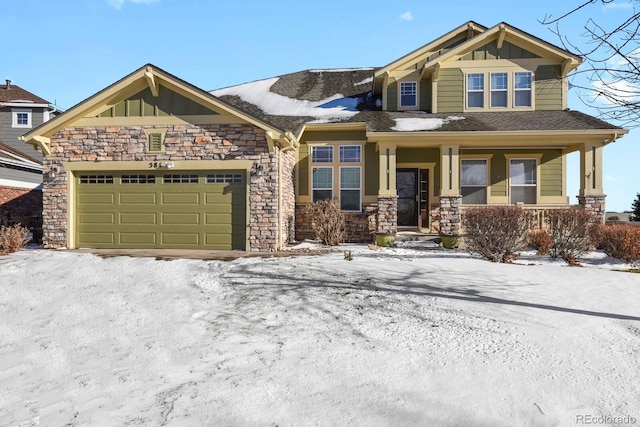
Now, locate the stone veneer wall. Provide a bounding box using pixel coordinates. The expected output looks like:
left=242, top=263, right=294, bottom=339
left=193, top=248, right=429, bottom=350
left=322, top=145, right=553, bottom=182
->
left=577, top=194, right=606, bottom=224
left=295, top=202, right=378, bottom=243
left=376, top=196, right=397, bottom=234
left=44, top=124, right=281, bottom=251
left=438, top=195, right=462, bottom=236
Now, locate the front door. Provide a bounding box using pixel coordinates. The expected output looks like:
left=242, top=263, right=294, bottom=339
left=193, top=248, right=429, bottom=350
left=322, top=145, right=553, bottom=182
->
left=397, top=168, right=418, bottom=227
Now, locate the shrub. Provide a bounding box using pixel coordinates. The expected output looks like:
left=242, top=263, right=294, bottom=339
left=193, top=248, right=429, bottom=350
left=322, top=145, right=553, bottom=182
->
left=462, top=206, right=532, bottom=263
left=596, top=224, right=640, bottom=263
left=0, top=224, right=31, bottom=255
left=545, top=208, right=598, bottom=265
left=302, top=199, right=346, bottom=246
left=528, top=229, right=553, bottom=256
left=607, top=215, right=620, bottom=221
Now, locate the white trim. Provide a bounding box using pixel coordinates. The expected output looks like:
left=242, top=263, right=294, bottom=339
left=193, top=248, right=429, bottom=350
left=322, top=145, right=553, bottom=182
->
left=311, top=166, right=334, bottom=202
left=11, top=108, right=32, bottom=128
left=399, top=81, right=418, bottom=108
left=339, top=166, right=362, bottom=212
left=0, top=178, right=42, bottom=190
left=1, top=102, right=51, bottom=108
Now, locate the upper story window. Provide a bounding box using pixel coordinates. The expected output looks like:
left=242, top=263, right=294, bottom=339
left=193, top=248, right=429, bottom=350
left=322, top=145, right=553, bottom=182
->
left=466, top=73, right=484, bottom=108
left=400, top=82, right=417, bottom=107
left=490, top=73, right=508, bottom=108
left=12, top=109, right=32, bottom=128
left=339, top=145, right=361, bottom=163
left=514, top=72, right=532, bottom=107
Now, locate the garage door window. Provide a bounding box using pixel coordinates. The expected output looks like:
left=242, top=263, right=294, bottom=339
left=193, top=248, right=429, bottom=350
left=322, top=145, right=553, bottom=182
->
left=207, top=173, right=243, bottom=184
left=121, top=174, right=156, bottom=184
left=164, top=174, right=198, bottom=184
left=80, top=175, right=114, bottom=184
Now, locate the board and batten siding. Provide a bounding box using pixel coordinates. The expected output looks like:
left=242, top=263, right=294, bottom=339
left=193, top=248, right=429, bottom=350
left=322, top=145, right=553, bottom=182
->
left=387, top=81, right=398, bottom=111
left=460, top=40, right=539, bottom=61
left=535, top=65, right=562, bottom=111
left=420, top=78, right=432, bottom=112
left=436, top=68, right=464, bottom=113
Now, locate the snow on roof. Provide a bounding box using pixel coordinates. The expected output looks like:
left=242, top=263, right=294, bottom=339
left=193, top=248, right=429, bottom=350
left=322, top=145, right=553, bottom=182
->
left=391, top=116, right=465, bottom=131
left=211, top=77, right=362, bottom=120
left=355, top=77, right=373, bottom=86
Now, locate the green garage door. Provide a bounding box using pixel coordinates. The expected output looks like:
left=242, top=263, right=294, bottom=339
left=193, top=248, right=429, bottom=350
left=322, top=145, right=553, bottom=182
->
left=75, top=171, right=247, bottom=249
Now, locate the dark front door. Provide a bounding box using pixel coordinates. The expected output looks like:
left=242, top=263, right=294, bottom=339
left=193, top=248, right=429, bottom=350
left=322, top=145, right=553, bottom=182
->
left=397, top=168, right=418, bottom=227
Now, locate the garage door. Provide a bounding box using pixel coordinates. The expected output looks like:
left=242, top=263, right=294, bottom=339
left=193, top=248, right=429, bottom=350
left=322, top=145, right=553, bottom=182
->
left=75, top=171, right=247, bottom=249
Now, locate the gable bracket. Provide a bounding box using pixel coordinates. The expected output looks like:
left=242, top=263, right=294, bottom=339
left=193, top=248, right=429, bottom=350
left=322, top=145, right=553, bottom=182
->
left=496, top=24, right=506, bottom=49
left=21, top=135, right=51, bottom=156
left=466, top=23, right=475, bottom=40
left=144, top=66, right=160, bottom=97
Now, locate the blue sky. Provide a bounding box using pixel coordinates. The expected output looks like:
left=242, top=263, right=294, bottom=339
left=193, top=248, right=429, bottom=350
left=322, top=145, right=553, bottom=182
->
left=4, top=0, right=638, bottom=211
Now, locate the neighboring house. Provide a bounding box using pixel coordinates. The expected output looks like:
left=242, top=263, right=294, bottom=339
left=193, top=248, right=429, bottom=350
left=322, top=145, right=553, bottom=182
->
left=21, top=21, right=627, bottom=251
left=0, top=79, right=54, bottom=220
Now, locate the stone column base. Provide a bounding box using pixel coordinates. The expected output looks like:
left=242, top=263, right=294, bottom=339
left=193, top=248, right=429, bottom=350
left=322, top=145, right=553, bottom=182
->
left=577, top=194, right=606, bottom=224
left=377, top=195, right=398, bottom=234
left=438, top=195, right=462, bottom=236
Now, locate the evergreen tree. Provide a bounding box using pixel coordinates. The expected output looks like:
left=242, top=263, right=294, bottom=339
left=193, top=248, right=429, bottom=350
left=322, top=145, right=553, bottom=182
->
left=631, top=193, right=640, bottom=222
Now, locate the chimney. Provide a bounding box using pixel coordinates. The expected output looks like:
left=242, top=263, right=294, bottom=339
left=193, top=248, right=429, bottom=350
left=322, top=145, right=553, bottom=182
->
left=5, top=79, right=10, bottom=89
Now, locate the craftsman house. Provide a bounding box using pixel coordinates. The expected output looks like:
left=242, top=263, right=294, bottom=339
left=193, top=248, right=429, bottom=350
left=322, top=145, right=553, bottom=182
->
left=21, top=21, right=627, bottom=251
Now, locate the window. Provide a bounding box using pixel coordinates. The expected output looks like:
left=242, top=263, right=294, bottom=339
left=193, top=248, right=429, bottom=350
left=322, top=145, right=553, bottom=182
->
left=461, top=159, right=488, bottom=204
left=490, top=73, right=508, bottom=108
left=339, top=145, right=361, bottom=163
left=79, top=175, right=114, bottom=184
left=309, top=144, right=363, bottom=210
left=467, top=73, right=484, bottom=108
left=207, top=173, right=243, bottom=184
left=400, top=82, right=417, bottom=107
left=121, top=174, right=156, bottom=184
left=312, top=167, right=333, bottom=201
left=12, top=109, right=31, bottom=128
left=311, top=146, right=333, bottom=163
left=510, top=159, right=537, bottom=204
left=340, top=167, right=361, bottom=211
left=514, top=72, right=532, bottom=107
left=163, top=174, right=198, bottom=184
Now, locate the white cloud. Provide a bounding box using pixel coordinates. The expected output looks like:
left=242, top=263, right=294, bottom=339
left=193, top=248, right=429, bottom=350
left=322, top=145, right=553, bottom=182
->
left=603, top=1, right=634, bottom=10
left=107, top=0, right=159, bottom=10
left=400, top=11, right=414, bottom=21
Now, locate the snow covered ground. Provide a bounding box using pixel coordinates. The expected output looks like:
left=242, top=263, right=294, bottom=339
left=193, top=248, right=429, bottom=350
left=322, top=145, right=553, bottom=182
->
left=1, top=244, right=639, bottom=426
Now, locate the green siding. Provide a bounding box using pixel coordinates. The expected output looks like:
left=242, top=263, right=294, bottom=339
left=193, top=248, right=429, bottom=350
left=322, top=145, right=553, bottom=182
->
left=364, top=143, right=379, bottom=196
left=99, top=86, right=218, bottom=117
left=301, top=130, right=367, bottom=143
left=387, top=81, right=398, bottom=111
left=535, top=65, right=562, bottom=111
left=298, top=143, right=309, bottom=196
left=420, top=77, right=432, bottom=112
left=460, top=41, right=539, bottom=61
left=540, top=150, right=563, bottom=196
left=437, top=68, right=464, bottom=112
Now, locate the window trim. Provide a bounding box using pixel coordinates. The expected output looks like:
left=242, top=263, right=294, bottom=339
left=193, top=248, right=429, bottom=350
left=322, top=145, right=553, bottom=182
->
left=460, top=157, right=490, bottom=205
left=311, top=145, right=333, bottom=163
left=507, top=156, right=541, bottom=205
left=466, top=73, right=485, bottom=109
left=399, top=81, right=418, bottom=108
left=11, top=108, right=32, bottom=128
left=311, top=166, right=334, bottom=202
left=339, top=166, right=362, bottom=212
left=490, top=72, right=508, bottom=108
left=308, top=143, right=364, bottom=211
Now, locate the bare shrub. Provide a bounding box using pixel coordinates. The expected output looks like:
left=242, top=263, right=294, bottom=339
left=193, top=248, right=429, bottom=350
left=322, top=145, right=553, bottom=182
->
left=528, top=229, right=553, bottom=256
left=545, top=208, right=598, bottom=265
left=302, top=199, right=345, bottom=246
left=596, top=224, right=640, bottom=263
left=0, top=224, right=31, bottom=255
left=462, top=206, right=532, bottom=263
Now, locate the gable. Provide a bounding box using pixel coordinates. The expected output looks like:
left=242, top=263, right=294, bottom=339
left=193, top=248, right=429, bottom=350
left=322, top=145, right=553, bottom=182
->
left=459, top=40, right=540, bottom=61
left=98, top=86, right=218, bottom=118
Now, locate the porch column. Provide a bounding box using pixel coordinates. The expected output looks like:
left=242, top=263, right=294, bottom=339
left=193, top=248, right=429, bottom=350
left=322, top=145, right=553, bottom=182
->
left=377, top=142, right=397, bottom=233
left=438, top=144, right=462, bottom=236
left=577, top=141, right=606, bottom=222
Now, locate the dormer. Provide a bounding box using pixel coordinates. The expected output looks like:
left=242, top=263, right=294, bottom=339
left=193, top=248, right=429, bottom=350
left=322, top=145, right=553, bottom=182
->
left=373, top=22, right=582, bottom=113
